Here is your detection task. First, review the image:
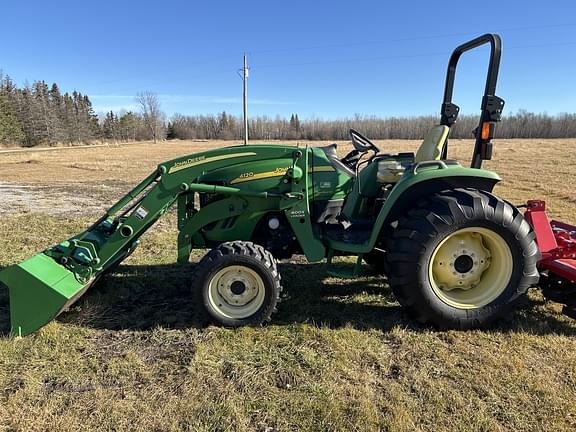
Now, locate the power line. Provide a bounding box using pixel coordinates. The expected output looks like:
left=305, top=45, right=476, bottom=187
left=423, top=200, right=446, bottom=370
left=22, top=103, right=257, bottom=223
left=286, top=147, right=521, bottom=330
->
left=83, top=55, right=240, bottom=89
left=30, top=22, right=576, bottom=95
left=254, top=51, right=449, bottom=70
left=89, top=69, right=233, bottom=94
left=250, top=41, right=576, bottom=71
left=78, top=22, right=576, bottom=91
left=247, top=22, right=576, bottom=55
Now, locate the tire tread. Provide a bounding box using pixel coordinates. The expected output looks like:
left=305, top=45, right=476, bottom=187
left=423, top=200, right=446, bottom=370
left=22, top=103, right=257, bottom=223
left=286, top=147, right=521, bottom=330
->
left=192, top=241, right=283, bottom=326
left=385, top=188, right=540, bottom=329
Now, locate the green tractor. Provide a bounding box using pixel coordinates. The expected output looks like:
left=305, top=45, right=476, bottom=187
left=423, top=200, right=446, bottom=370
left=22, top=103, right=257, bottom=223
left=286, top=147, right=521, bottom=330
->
left=0, top=34, right=539, bottom=336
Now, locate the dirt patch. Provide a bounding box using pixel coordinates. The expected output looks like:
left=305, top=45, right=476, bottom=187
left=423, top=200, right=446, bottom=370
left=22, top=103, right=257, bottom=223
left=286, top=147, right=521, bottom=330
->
left=0, top=181, right=130, bottom=216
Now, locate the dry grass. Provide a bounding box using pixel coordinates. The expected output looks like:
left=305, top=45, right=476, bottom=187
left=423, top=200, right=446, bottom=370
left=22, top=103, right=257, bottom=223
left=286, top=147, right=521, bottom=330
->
left=0, top=139, right=576, bottom=431
left=1, top=138, right=574, bottom=220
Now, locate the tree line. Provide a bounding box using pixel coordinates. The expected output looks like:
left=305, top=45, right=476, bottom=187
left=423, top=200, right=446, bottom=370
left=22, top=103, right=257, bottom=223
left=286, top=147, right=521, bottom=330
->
left=0, top=73, right=161, bottom=146
left=0, top=74, right=100, bottom=146
left=1, top=72, right=575, bottom=147
left=168, top=111, right=576, bottom=141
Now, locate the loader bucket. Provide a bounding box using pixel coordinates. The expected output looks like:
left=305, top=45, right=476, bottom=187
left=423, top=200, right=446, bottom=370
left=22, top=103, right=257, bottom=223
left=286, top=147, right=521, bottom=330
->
left=0, top=253, right=92, bottom=337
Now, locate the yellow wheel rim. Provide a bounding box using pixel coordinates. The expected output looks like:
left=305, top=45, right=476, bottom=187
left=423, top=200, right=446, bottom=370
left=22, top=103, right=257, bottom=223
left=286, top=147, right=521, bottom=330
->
left=428, top=227, right=513, bottom=309
left=208, top=265, right=266, bottom=319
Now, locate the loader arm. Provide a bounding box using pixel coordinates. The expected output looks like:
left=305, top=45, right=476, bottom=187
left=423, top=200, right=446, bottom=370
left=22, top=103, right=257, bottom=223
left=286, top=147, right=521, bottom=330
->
left=0, top=145, right=311, bottom=336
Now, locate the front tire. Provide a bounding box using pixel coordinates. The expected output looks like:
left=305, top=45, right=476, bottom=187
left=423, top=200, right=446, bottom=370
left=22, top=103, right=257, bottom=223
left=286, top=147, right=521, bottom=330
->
left=386, top=188, right=540, bottom=329
left=192, top=241, right=282, bottom=327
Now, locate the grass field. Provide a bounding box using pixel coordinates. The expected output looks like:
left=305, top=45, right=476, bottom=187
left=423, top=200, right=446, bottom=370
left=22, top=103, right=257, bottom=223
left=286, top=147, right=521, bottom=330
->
left=1, top=139, right=576, bottom=431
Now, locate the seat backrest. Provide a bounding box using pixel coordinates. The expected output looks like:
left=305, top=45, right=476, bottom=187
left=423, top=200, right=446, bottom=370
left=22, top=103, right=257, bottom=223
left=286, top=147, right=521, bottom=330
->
left=414, top=125, right=450, bottom=162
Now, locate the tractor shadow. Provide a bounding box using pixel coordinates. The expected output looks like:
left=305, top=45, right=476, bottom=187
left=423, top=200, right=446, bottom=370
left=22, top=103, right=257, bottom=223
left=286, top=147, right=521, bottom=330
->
left=58, top=263, right=199, bottom=332
left=57, top=261, right=409, bottom=332
left=49, top=261, right=576, bottom=336
left=0, top=269, right=9, bottom=336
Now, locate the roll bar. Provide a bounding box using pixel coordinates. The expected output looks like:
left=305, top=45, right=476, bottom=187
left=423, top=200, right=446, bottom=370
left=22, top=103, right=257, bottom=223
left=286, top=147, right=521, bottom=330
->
left=440, top=33, right=505, bottom=169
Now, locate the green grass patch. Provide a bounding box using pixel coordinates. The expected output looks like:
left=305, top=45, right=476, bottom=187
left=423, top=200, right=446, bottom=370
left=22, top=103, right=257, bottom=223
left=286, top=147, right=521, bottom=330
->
left=1, top=213, right=576, bottom=431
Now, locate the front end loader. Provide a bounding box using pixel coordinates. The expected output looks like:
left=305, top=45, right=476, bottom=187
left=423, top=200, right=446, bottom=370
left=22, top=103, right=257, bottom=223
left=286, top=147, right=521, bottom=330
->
left=2, top=33, right=564, bottom=336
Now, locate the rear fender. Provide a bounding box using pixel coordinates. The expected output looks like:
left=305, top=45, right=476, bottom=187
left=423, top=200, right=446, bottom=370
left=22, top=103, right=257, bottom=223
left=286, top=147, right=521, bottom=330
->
left=367, top=165, right=501, bottom=250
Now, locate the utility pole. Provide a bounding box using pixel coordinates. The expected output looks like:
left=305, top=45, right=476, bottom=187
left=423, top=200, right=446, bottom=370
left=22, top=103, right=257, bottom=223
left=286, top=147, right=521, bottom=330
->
left=242, top=53, right=249, bottom=145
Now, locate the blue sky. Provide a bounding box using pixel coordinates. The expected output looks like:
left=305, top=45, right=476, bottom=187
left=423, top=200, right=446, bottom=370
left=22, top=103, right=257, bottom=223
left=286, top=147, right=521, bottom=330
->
left=1, top=1, right=575, bottom=119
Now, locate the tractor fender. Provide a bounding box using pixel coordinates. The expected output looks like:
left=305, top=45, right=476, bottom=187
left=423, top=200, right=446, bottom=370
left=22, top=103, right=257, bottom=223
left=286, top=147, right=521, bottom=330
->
left=366, top=165, right=501, bottom=251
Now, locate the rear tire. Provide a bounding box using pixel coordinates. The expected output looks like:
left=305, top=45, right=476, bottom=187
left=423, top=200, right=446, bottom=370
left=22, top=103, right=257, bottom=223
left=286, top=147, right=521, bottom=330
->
left=192, top=241, right=282, bottom=327
left=386, top=188, right=539, bottom=329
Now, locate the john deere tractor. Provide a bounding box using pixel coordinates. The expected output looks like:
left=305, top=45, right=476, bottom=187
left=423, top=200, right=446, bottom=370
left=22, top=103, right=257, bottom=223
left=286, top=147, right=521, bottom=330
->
left=0, top=34, right=540, bottom=336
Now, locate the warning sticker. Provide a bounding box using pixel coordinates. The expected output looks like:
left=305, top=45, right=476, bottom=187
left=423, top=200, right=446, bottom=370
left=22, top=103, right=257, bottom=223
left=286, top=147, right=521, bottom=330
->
left=134, top=206, right=149, bottom=220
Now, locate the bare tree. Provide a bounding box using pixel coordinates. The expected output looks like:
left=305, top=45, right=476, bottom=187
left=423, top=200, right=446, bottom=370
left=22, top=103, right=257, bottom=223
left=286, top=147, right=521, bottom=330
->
left=136, top=91, right=163, bottom=143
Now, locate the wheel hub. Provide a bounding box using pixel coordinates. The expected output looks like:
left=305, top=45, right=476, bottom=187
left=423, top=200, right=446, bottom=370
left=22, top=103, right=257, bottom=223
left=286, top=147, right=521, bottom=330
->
left=230, top=280, right=246, bottom=295
left=207, top=265, right=266, bottom=319
left=431, top=231, right=491, bottom=291
left=454, top=255, right=474, bottom=273
left=428, top=227, right=514, bottom=309
left=216, top=267, right=259, bottom=306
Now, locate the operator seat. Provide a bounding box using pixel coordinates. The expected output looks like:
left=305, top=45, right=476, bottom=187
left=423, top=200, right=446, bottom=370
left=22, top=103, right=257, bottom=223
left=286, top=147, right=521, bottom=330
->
left=321, top=125, right=450, bottom=183
left=375, top=125, right=450, bottom=185
left=414, top=125, right=450, bottom=162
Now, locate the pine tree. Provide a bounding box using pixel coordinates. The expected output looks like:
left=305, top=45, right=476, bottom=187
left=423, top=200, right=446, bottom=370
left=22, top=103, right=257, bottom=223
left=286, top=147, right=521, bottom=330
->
left=0, top=73, right=17, bottom=94
left=166, top=121, right=176, bottom=140
left=218, top=111, right=234, bottom=139
left=18, top=85, right=39, bottom=146
left=0, top=94, right=24, bottom=144
left=0, top=73, right=24, bottom=145
left=83, top=94, right=100, bottom=139
left=62, top=93, right=76, bottom=144
left=289, top=113, right=301, bottom=132
left=294, top=114, right=301, bottom=132
left=102, top=111, right=119, bottom=140
left=49, top=83, right=67, bottom=143
left=32, top=80, right=59, bottom=144
left=118, top=111, right=138, bottom=141
left=288, top=113, right=301, bottom=139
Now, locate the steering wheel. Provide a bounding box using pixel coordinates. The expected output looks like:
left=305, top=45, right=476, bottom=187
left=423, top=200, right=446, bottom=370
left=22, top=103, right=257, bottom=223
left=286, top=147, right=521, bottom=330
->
left=349, top=129, right=380, bottom=153
left=339, top=129, right=380, bottom=170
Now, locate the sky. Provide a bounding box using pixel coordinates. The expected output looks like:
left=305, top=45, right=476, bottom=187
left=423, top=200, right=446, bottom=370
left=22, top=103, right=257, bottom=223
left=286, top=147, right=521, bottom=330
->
left=1, top=1, right=575, bottom=119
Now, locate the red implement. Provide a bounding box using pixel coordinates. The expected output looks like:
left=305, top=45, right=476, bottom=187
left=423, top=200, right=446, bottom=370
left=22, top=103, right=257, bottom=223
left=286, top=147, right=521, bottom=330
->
left=524, top=200, right=576, bottom=317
